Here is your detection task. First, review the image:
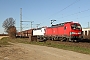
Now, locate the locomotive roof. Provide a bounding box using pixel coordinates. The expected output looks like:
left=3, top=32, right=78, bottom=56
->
left=51, top=23, right=64, bottom=27
left=51, top=21, right=79, bottom=27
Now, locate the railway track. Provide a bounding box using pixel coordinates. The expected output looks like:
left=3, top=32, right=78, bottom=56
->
left=36, top=38, right=90, bottom=49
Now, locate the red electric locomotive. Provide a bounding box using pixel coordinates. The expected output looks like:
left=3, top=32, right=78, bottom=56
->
left=45, top=21, right=82, bottom=42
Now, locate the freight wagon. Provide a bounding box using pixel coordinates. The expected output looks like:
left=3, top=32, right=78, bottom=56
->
left=16, top=29, right=33, bottom=38
left=33, top=27, right=46, bottom=40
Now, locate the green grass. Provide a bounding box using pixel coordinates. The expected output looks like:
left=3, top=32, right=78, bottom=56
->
left=30, top=41, right=90, bottom=54
left=1, top=37, right=90, bottom=55
left=0, top=37, right=11, bottom=47
left=0, top=37, right=30, bottom=47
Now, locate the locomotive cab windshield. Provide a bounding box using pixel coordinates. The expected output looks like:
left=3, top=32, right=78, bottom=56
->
left=71, top=23, right=81, bottom=30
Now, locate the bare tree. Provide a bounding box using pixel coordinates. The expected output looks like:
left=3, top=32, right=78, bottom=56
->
left=8, top=26, right=16, bottom=38
left=2, top=17, right=16, bottom=38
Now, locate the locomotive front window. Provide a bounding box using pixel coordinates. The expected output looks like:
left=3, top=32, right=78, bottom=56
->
left=71, top=23, right=81, bottom=30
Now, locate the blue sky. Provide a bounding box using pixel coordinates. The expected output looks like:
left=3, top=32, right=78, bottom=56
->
left=0, top=0, right=90, bottom=34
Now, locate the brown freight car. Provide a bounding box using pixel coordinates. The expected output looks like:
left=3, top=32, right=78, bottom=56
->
left=16, top=29, right=33, bottom=38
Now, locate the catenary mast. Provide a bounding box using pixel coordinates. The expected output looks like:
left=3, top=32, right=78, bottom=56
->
left=20, top=8, right=22, bottom=36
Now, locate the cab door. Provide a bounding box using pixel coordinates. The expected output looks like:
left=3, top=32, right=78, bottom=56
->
left=64, top=26, right=67, bottom=36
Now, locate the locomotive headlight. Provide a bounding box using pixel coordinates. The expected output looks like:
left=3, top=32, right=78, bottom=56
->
left=70, top=32, right=81, bottom=35
left=78, top=32, right=81, bottom=34
left=70, top=32, right=76, bottom=35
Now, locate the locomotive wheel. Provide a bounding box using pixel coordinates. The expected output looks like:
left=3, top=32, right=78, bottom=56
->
left=52, top=38, right=54, bottom=41
left=74, top=40, right=79, bottom=43
left=71, top=40, right=78, bottom=43
left=66, top=38, right=69, bottom=42
left=60, top=38, right=65, bottom=42
left=71, top=40, right=74, bottom=42
left=74, top=40, right=77, bottom=42
left=60, top=37, right=66, bottom=42
left=61, top=39, right=64, bottom=42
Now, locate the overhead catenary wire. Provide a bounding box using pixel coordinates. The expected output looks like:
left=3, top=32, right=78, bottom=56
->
left=41, top=0, right=80, bottom=25
left=48, top=0, right=80, bottom=18
left=72, top=14, right=90, bottom=20
left=60, top=8, right=90, bottom=19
